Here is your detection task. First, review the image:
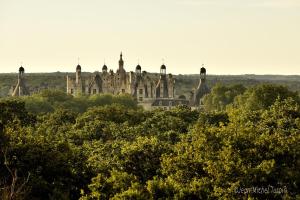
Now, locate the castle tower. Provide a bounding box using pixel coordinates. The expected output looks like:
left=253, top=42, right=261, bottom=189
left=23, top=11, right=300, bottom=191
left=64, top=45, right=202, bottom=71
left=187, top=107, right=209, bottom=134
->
left=12, top=66, right=30, bottom=96
left=118, top=52, right=124, bottom=72
left=200, top=65, right=206, bottom=80
left=76, top=64, right=81, bottom=84
left=160, top=64, right=166, bottom=75
left=156, top=64, right=169, bottom=98
left=136, top=64, right=141, bottom=75
left=192, top=64, right=210, bottom=106
left=102, top=64, right=108, bottom=73
left=117, top=52, right=127, bottom=91
left=133, top=64, right=142, bottom=98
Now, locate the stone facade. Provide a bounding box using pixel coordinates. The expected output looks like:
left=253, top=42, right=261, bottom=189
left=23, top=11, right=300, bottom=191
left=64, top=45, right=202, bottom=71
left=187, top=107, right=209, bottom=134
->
left=10, top=54, right=210, bottom=110
left=66, top=53, right=183, bottom=109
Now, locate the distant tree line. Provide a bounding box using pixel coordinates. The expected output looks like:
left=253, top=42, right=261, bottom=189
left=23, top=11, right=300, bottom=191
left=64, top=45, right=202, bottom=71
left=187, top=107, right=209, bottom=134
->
left=1, top=72, right=300, bottom=98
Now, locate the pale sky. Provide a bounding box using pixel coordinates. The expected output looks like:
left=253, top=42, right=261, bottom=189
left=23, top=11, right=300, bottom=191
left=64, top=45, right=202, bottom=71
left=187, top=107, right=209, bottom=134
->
left=0, top=0, right=300, bottom=75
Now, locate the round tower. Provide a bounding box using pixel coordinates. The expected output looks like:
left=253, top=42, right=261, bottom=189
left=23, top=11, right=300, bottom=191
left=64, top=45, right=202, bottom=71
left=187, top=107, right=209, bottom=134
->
left=102, top=64, right=108, bottom=73
left=19, top=66, right=25, bottom=78
left=160, top=64, right=166, bottom=75
left=192, top=64, right=210, bottom=107
left=76, top=64, right=81, bottom=84
left=12, top=66, right=29, bottom=97
left=136, top=64, right=141, bottom=75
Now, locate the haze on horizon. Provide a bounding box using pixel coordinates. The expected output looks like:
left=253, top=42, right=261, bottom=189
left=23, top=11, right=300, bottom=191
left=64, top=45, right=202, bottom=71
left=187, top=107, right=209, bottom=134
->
left=0, top=0, right=300, bottom=75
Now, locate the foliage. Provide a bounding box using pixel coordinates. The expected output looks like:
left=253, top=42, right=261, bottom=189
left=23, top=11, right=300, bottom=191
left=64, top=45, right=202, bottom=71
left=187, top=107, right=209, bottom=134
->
left=19, top=91, right=138, bottom=115
left=0, top=84, right=299, bottom=199
left=203, top=84, right=246, bottom=111
left=233, top=84, right=299, bottom=111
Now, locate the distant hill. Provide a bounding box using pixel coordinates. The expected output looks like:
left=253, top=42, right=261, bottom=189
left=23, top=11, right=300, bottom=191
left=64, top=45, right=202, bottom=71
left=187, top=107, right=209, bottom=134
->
left=1, top=72, right=300, bottom=97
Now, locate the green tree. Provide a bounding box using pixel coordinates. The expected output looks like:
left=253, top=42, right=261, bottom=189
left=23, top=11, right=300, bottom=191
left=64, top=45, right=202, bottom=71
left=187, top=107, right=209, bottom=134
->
left=203, top=84, right=246, bottom=111
left=160, top=97, right=300, bottom=199
left=233, top=84, right=299, bottom=111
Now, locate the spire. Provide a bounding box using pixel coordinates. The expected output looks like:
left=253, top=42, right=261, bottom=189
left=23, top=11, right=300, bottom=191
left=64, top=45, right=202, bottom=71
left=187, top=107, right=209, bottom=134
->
left=101, top=58, right=107, bottom=72
left=119, top=52, right=124, bottom=71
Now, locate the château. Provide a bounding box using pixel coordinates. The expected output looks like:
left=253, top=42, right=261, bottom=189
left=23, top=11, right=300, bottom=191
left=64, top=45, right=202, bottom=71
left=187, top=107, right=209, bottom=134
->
left=10, top=53, right=210, bottom=110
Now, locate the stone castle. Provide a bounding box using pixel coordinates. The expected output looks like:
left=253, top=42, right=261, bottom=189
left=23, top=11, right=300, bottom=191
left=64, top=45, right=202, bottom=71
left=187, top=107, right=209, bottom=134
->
left=11, top=53, right=210, bottom=110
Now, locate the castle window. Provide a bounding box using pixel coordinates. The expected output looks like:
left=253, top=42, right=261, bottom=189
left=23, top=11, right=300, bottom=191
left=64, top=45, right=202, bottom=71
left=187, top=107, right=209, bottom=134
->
left=139, top=89, right=143, bottom=95
left=139, top=97, right=143, bottom=102
left=159, top=101, right=162, bottom=106
left=71, top=89, right=74, bottom=94
left=122, top=89, right=125, bottom=93
left=93, top=89, right=97, bottom=94
left=169, top=101, right=172, bottom=106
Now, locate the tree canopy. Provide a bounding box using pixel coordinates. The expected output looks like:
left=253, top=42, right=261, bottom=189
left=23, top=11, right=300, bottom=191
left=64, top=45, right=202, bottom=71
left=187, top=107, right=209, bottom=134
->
left=0, top=84, right=299, bottom=199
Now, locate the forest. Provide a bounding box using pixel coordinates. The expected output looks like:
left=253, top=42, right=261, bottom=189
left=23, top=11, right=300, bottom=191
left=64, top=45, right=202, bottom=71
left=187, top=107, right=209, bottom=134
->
left=0, top=83, right=299, bottom=199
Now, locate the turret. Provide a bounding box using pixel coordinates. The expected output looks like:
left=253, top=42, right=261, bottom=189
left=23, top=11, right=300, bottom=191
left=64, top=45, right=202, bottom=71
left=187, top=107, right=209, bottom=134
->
left=12, top=66, right=29, bottom=96
left=200, top=64, right=206, bottom=81
left=102, top=64, right=108, bottom=73
left=160, top=64, right=166, bottom=75
left=19, top=66, right=25, bottom=77
left=119, top=52, right=124, bottom=72
left=136, top=64, right=141, bottom=75
left=156, top=64, right=169, bottom=98
left=192, top=64, right=210, bottom=106
left=76, top=64, right=81, bottom=84
left=133, top=64, right=142, bottom=97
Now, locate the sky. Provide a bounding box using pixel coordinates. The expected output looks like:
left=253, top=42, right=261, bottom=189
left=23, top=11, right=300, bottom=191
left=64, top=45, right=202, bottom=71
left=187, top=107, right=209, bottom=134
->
left=0, top=0, right=300, bottom=75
